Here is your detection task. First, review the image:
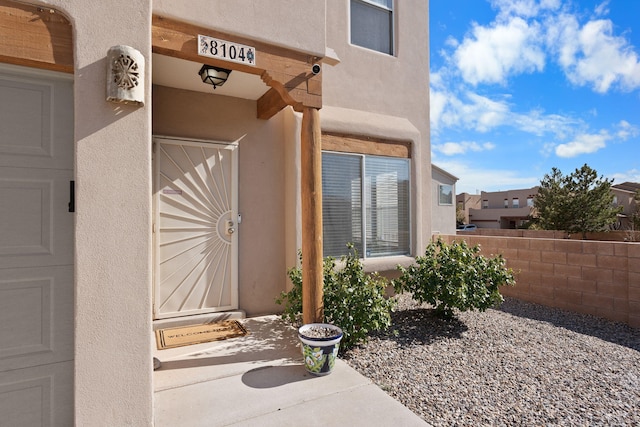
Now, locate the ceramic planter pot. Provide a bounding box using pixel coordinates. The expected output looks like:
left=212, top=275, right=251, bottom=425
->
left=298, top=323, right=343, bottom=376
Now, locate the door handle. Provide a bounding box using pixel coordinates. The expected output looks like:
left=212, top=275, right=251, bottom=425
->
left=68, top=180, right=75, bottom=212
left=226, top=220, right=235, bottom=235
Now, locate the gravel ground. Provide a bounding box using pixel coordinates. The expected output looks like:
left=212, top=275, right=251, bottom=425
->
left=343, top=294, right=640, bottom=426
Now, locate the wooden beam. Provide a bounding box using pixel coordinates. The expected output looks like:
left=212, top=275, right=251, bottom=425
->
left=0, top=1, right=73, bottom=73
left=257, top=87, right=288, bottom=120
left=301, top=107, right=324, bottom=324
left=152, top=15, right=322, bottom=119
left=322, top=133, right=412, bottom=158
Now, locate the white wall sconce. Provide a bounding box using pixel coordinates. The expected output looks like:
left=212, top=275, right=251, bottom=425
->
left=198, top=65, right=231, bottom=90
left=107, top=45, right=145, bottom=106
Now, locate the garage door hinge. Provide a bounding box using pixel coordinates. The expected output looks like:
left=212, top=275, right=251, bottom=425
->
left=68, top=180, right=75, bottom=213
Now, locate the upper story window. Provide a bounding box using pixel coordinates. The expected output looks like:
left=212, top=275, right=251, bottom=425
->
left=482, top=199, right=488, bottom=209
left=439, top=184, right=453, bottom=205
left=527, top=196, right=534, bottom=207
left=504, top=198, right=509, bottom=208
left=512, top=198, right=519, bottom=208
left=350, top=0, right=394, bottom=55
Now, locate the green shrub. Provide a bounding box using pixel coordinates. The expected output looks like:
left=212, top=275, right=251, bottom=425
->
left=393, top=238, right=515, bottom=319
left=276, top=245, right=396, bottom=350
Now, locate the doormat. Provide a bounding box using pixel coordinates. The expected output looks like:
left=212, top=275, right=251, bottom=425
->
left=155, top=320, right=248, bottom=350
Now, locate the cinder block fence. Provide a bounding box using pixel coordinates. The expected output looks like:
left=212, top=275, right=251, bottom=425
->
left=439, top=235, right=640, bottom=328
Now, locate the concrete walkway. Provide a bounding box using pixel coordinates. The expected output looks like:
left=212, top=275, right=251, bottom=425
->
left=153, top=315, right=429, bottom=426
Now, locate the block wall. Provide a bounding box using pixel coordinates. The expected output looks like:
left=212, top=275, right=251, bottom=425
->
left=440, top=235, right=640, bottom=328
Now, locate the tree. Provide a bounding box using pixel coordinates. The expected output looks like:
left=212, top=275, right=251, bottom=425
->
left=535, top=164, right=622, bottom=238
left=633, top=190, right=640, bottom=226
left=631, top=189, right=640, bottom=232
left=456, top=204, right=466, bottom=225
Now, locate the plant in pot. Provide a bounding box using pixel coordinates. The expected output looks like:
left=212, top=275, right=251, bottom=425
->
left=276, top=244, right=395, bottom=375
left=297, top=323, right=343, bottom=375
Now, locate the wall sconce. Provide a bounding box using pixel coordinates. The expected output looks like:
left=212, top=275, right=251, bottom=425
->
left=198, top=65, right=231, bottom=90
left=106, top=45, right=145, bottom=106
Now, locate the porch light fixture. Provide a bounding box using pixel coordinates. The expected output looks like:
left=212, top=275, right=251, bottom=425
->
left=198, top=65, right=231, bottom=90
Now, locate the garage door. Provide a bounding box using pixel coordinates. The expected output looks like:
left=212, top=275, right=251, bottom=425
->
left=0, top=64, right=74, bottom=426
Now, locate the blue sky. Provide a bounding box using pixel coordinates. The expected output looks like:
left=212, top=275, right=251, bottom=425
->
left=429, top=0, right=640, bottom=194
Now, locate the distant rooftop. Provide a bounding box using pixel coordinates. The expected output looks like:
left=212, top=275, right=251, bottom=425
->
left=613, top=182, right=640, bottom=193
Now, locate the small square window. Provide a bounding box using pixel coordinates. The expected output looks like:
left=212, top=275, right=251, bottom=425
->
left=439, top=184, right=453, bottom=205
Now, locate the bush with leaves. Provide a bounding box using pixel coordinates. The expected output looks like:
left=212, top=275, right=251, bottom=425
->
left=276, top=245, right=395, bottom=350
left=393, top=238, right=515, bottom=319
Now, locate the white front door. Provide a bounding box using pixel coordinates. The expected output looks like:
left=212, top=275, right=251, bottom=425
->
left=0, top=65, right=74, bottom=426
left=153, top=137, right=238, bottom=319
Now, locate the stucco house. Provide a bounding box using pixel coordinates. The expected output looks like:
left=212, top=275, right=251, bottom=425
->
left=612, top=182, right=640, bottom=230
left=431, top=164, right=458, bottom=235
left=0, top=1, right=431, bottom=424
left=461, top=187, right=539, bottom=229
left=459, top=184, right=640, bottom=231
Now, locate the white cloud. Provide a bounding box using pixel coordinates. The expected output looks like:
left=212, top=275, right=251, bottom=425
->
left=594, top=0, right=610, bottom=17
left=490, top=0, right=561, bottom=19
left=433, top=141, right=496, bottom=156
left=429, top=90, right=448, bottom=132
left=430, top=88, right=511, bottom=133
left=554, top=131, right=610, bottom=157
left=434, top=159, right=539, bottom=194
left=615, top=120, right=639, bottom=140
left=464, top=93, right=510, bottom=131
left=610, top=169, right=640, bottom=184
left=454, top=17, right=545, bottom=85
left=430, top=86, right=581, bottom=138
left=510, top=109, right=582, bottom=138
left=547, top=16, right=640, bottom=92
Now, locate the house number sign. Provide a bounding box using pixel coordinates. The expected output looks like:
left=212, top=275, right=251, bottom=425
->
left=198, top=35, right=256, bottom=66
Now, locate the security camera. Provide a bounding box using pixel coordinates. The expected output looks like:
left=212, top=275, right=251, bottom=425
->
left=311, top=64, right=321, bottom=75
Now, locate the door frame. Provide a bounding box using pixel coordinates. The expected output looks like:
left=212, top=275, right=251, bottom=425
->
left=152, top=135, right=239, bottom=320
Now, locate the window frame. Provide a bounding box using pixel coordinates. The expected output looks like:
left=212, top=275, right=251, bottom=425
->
left=322, top=150, right=411, bottom=259
left=349, top=0, right=395, bottom=56
left=438, top=184, right=453, bottom=206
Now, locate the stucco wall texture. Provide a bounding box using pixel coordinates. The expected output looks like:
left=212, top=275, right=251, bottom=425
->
left=11, top=1, right=431, bottom=424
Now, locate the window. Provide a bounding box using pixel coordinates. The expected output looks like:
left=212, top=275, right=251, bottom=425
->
left=527, top=196, right=534, bottom=207
left=350, top=0, right=394, bottom=55
left=504, top=199, right=509, bottom=208
left=512, top=198, right=519, bottom=208
left=439, top=184, right=453, bottom=205
left=322, top=152, right=410, bottom=258
left=482, top=199, right=489, bottom=209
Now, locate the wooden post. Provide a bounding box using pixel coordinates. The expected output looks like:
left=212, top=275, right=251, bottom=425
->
left=301, top=107, right=324, bottom=324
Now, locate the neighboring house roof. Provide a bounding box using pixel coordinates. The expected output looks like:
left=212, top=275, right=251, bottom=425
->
left=613, top=182, right=640, bottom=193
left=432, top=163, right=459, bottom=182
